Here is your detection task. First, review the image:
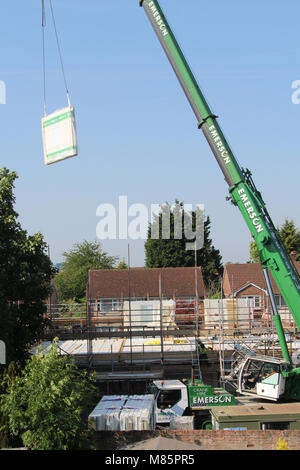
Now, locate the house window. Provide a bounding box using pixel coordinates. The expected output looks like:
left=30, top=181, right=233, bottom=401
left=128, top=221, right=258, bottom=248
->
left=274, top=295, right=287, bottom=308
left=98, top=300, right=121, bottom=312
left=241, top=295, right=261, bottom=308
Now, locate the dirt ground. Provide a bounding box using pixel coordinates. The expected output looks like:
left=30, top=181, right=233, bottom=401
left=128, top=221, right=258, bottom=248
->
left=95, top=431, right=203, bottom=451
left=122, top=436, right=202, bottom=450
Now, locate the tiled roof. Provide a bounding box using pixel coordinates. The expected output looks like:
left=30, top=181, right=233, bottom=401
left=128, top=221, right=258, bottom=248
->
left=87, top=266, right=205, bottom=299
left=223, top=261, right=300, bottom=296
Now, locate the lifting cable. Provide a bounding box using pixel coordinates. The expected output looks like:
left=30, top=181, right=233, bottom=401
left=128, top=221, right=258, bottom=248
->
left=42, top=0, right=71, bottom=116
left=42, top=0, right=47, bottom=116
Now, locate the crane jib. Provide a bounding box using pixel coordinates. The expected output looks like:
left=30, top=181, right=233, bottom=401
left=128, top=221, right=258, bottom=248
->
left=146, top=1, right=169, bottom=36
left=141, top=0, right=300, bottom=331
left=143, top=0, right=266, bottom=238
left=207, top=125, right=231, bottom=165
left=237, top=188, right=264, bottom=234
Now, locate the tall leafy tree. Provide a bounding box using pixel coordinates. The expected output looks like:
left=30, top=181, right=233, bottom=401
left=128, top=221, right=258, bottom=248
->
left=0, top=340, right=97, bottom=450
left=144, top=201, right=223, bottom=287
left=249, top=240, right=260, bottom=264
left=279, top=219, right=300, bottom=260
left=0, top=167, right=55, bottom=364
left=55, top=240, right=118, bottom=301
left=249, top=218, right=300, bottom=263
left=0, top=362, right=22, bottom=449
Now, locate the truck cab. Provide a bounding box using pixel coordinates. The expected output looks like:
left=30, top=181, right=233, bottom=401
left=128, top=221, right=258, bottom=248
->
left=152, top=378, right=236, bottom=428
left=152, top=380, right=189, bottom=426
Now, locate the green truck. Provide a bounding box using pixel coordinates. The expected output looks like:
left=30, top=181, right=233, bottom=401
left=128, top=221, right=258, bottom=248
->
left=152, top=378, right=235, bottom=429
left=88, top=379, right=236, bottom=431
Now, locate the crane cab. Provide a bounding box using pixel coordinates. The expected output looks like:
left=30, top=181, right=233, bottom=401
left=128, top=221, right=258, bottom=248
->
left=238, top=355, right=289, bottom=401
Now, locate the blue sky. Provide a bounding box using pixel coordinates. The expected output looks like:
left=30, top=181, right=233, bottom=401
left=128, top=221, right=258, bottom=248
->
left=1, top=0, right=300, bottom=267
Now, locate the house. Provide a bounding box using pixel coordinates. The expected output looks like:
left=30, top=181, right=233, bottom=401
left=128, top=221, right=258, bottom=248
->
left=222, top=260, right=300, bottom=324
left=88, top=266, right=205, bottom=303
left=87, top=266, right=206, bottom=325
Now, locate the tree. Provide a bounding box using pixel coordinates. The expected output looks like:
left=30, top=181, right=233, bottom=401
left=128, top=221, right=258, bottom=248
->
left=249, top=240, right=260, bottom=263
left=55, top=240, right=118, bottom=301
left=249, top=218, right=300, bottom=263
left=0, top=168, right=55, bottom=364
left=279, top=219, right=300, bottom=260
left=117, top=260, right=128, bottom=270
left=144, top=202, right=223, bottom=287
left=0, top=362, right=22, bottom=449
left=0, top=340, right=97, bottom=450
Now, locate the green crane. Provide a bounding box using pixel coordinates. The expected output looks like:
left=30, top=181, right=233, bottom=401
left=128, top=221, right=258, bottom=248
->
left=139, top=0, right=300, bottom=401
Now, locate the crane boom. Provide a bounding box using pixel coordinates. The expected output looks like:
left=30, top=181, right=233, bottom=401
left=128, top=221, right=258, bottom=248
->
left=140, top=0, right=300, bottom=339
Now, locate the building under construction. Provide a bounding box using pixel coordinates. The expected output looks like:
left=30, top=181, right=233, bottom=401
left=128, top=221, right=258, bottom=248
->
left=40, top=266, right=300, bottom=396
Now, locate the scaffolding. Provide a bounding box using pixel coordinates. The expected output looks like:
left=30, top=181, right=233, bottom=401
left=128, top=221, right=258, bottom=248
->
left=42, top=295, right=299, bottom=392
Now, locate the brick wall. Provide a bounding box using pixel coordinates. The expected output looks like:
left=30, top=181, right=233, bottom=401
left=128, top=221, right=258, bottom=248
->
left=160, top=430, right=300, bottom=450
left=97, top=430, right=300, bottom=450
